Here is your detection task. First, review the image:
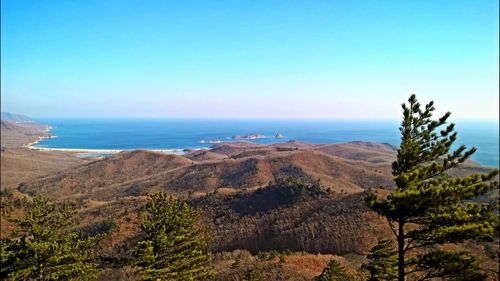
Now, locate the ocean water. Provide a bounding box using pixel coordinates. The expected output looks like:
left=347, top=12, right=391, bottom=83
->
left=35, top=119, right=499, bottom=167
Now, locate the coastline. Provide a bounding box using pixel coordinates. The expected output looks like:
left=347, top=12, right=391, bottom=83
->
left=23, top=124, right=196, bottom=155
left=18, top=120, right=499, bottom=166
left=22, top=127, right=54, bottom=150
left=26, top=145, right=188, bottom=154
left=25, top=136, right=206, bottom=155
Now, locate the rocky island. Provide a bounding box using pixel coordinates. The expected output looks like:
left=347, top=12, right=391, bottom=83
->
left=199, top=140, right=223, bottom=144
left=231, top=133, right=266, bottom=140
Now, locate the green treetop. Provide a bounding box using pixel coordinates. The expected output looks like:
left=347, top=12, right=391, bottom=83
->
left=0, top=195, right=102, bottom=280
left=314, top=259, right=355, bottom=281
left=135, top=192, right=213, bottom=281
left=361, top=239, right=398, bottom=281
left=366, top=94, right=499, bottom=281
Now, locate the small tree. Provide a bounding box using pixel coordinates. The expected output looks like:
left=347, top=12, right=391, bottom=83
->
left=135, top=192, right=213, bottom=280
left=314, top=260, right=355, bottom=281
left=361, top=239, right=397, bottom=281
left=366, top=95, right=499, bottom=281
left=0, top=195, right=102, bottom=280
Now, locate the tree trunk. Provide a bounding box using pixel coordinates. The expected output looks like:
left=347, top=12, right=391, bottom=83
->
left=398, top=218, right=405, bottom=281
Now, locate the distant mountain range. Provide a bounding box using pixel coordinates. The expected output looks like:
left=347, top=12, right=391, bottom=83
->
left=1, top=112, right=34, bottom=123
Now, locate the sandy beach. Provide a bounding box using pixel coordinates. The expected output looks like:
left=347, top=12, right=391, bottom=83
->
left=27, top=146, right=186, bottom=154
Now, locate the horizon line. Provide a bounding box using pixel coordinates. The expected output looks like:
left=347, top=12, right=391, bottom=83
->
left=29, top=116, right=500, bottom=122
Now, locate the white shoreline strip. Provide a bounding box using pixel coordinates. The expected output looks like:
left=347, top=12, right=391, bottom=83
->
left=28, top=146, right=186, bottom=154
left=26, top=142, right=209, bottom=154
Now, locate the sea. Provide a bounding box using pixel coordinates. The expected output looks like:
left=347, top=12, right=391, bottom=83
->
left=35, top=119, right=499, bottom=167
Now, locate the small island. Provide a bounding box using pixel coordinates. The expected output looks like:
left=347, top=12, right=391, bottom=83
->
left=231, top=133, right=266, bottom=140
left=199, top=140, right=223, bottom=144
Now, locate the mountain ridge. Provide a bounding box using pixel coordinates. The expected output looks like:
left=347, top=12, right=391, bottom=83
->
left=19, top=142, right=396, bottom=201
left=1, top=112, right=34, bottom=123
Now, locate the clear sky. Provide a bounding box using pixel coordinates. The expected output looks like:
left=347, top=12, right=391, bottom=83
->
left=1, top=0, right=498, bottom=119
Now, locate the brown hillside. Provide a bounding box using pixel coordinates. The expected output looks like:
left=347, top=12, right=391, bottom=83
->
left=19, top=145, right=395, bottom=201
left=71, top=180, right=391, bottom=261
left=192, top=184, right=391, bottom=255
left=213, top=251, right=356, bottom=281
left=317, top=141, right=396, bottom=164
left=1, top=120, right=83, bottom=192
left=185, top=149, right=227, bottom=161
left=209, top=142, right=266, bottom=156
left=18, top=150, right=192, bottom=199
left=1, top=121, right=50, bottom=148
left=19, top=141, right=488, bottom=203
left=1, top=121, right=84, bottom=235
left=166, top=148, right=395, bottom=194
left=270, top=140, right=316, bottom=149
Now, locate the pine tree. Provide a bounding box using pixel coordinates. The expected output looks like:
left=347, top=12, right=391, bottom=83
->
left=0, top=195, right=102, bottom=280
left=366, top=94, right=499, bottom=281
left=361, top=239, right=397, bottom=281
left=135, top=192, right=213, bottom=280
left=314, top=260, right=355, bottom=281
left=413, top=250, right=485, bottom=281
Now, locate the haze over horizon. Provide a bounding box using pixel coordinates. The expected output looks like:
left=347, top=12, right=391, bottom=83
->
left=1, top=1, right=499, bottom=120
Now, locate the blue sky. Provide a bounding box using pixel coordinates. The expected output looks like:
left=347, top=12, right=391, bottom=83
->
left=1, top=0, right=498, bottom=119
